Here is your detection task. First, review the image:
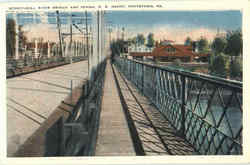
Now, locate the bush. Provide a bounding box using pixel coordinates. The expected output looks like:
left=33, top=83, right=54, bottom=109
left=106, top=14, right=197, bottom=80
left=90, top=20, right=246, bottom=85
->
left=230, top=58, right=242, bottom=78
left=209, top=53, right=229, bottom=78
left=173, top=59, right=182, bottom=66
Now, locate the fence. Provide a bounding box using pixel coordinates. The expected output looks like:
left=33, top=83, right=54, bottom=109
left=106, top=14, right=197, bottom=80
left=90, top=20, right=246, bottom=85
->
left=114, top=57, right=242, bottom=155
left=45, top=59, right=106, bottom=156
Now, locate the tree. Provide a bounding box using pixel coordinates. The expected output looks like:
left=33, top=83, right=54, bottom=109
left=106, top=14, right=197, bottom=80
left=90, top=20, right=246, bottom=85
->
left=211, top=36, right=227, bottom=54
left=198, top=37, right=208, bottom=52
left=209, top=53, right=229, bottom=78
left=229, top=57, right=242, bottom=79
left=136, top=34, right=145, bottom=45
left=131, top=37, right=137, bottom=45
left=18, top=25, right=27, bottom=48
left=146, top=33, right=154, bottom=48
left=6, top=18, right=16, bottom=58
left=225, top=30, right=242, bottom=56
left=184, top=37, right=192, bottom=46
left=110, top=39, right=126, bottom=56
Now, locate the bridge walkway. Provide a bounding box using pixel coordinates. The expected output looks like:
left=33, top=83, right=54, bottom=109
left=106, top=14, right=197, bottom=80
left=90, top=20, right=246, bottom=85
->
left=96, top=60, right=196, bottom=156
left=95, top=60, right=135, bottom=156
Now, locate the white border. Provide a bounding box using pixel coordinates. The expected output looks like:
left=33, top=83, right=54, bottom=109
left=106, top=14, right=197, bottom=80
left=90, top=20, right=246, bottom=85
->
left=0, top=0, right=249, bottom=165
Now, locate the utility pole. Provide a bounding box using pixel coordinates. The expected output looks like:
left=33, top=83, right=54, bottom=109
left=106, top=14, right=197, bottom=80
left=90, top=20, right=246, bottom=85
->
left=85, top=10, right=91, bottom=80
left=70, top=13, right=73, bottom=63
left=109, top=28, right=112, bottom=47
left=14, top=13, right=19, bottom=60
left=122, top=27, right=125, bottom=41
left=97, top=11, right=100, bottom=64
left=56, top=10, right=64, bottom=58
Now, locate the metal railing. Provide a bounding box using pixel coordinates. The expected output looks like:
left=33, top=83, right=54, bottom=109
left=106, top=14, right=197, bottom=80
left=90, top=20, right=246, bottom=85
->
left=114, top=57, right=242, bottom=155
left=45, top=59, right=106, bottom=156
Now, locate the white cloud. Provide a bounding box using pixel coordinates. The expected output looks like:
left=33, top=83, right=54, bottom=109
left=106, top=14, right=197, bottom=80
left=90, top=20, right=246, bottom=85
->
left=23, top=23, right=222, bottom=44
left=112, top=24, right=222, bottom=44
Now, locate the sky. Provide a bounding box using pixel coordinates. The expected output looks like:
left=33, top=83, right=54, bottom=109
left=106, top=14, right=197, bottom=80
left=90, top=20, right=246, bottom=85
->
left=108, top=10, right=242, bottom=43
left=6, top=10, right=242, bottom=44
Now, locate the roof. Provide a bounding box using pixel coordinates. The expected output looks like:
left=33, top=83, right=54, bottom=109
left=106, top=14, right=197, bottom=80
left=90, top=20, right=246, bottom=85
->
left=152, top=45, right=195, bottom=57
left=130, top=44, right=210, bottom=58
left=161, top=40, right=174, bottom=43
left=130, top=52, right=152, bottom=57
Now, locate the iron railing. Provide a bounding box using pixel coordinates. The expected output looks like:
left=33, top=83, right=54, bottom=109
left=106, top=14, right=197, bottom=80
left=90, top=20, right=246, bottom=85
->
left=45, top=59, right=106, bottom=156
left=114, top=57, right=242, bottom=155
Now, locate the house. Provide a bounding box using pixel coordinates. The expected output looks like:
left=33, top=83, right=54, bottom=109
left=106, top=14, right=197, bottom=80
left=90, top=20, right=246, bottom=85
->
left=129, top=43, right=210, bottom=63
left=128, top=44, right=153, bottom=53
left=159, top=40, right=175, bottom=46
left=128, top=44, right=154, bottom=61
left=26, top=41, right=56, bottom=58
left=152, top=44, right=210, bottom=62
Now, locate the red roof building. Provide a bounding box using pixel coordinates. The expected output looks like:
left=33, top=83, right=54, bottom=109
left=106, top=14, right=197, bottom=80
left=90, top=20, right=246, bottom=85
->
left=130, top=44, right=210, bottom=62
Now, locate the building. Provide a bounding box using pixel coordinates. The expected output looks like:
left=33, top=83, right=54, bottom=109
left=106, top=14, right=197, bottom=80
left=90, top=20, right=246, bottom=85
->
left=152, top=44, right=208, bottom=62
left=129, top=43, right=210, bottom=63
left=128, top=44, right=153, bottom=53
left=159, top=40, right=175, bottom=46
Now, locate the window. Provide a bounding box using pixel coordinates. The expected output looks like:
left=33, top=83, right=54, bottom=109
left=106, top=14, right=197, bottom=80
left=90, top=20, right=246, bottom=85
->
left=165, top=47, right=175, bottom=53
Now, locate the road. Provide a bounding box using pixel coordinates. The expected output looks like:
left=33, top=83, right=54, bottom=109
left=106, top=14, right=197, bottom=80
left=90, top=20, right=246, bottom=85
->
left=7, top=60, right=88, bottom=156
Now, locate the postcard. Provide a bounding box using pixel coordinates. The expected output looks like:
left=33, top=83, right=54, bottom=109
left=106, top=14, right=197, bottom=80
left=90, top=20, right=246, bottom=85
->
left=0, top=0, right=249, bottom=165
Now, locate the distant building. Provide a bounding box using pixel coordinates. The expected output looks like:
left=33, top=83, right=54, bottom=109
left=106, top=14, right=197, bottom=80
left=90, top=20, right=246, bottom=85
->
left=128, top=44, right=153, bottom=53
left=127, top=44, right=154, bottom=61
left=152, top=44, right=209, bottom=62
left=159, top=40, right=175, bottom=46
left=129, top=43, right=210, bottom=63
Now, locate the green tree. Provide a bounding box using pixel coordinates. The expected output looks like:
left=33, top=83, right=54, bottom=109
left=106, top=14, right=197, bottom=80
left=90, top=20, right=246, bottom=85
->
left=209, top=53, right=229, bottom=78
left=229, top=57, right=242, bottom=79
left=198, top=37, right=208, bottom=52
left=136, top=34, right=145, bottom=45
left=211, top=36, right=227, bottom=54
left=6, top=18, right=16, bottom=58
left=225, top=30, right=242, bottom=56
left=146, top=33, right=154, bottom=48
left=110, top=39, right=126, bottom=56
left=18, top=25, right=27, bottom=48
left=184, top=37, right=192, bottom=46
left=131, top=37, right=137, bottom=45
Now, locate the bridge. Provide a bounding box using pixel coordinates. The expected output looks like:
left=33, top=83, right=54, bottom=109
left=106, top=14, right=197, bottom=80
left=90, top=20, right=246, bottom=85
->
left=6, top=10, right=242, bottom=157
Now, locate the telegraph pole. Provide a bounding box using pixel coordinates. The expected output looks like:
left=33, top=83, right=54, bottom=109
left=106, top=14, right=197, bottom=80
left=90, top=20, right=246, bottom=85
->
left=85, top=11, right=90, bottom=80
left=56, top=10, right=64, bottom=58
left=14, top=13, right=19, bottom=60
left=69, top=13, right=73, bottom=63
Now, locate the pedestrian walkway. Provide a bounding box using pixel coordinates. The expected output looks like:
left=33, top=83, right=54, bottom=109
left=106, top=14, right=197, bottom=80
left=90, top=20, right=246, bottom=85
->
left=95, top=60, right=135, bottom=156
left=112, top=63, right=196, bottom=156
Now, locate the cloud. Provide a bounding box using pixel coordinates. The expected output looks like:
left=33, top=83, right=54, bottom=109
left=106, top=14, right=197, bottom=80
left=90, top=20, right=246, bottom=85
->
left=22, top=23, right=84, bottom=43
left=23, top=23, right=222, bottom=44
left=112, top=24, right=223, bottom=44
left=22, top=24, right=58, bottom=42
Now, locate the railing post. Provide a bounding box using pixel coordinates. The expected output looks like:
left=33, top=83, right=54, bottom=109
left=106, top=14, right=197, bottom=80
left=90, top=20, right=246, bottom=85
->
left=154, top=67, right=157, bottom=102
left=129, top=61, right=131, bottom=80
left=181, top=76, right=186, bottom=137
left=141, top=64, right=144, bottom=93
left=59, top=117, right=65, bottom=156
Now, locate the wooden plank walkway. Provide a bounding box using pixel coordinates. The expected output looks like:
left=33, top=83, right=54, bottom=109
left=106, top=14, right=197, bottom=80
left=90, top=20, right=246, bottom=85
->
left=95, top=60, right=135, bottom=156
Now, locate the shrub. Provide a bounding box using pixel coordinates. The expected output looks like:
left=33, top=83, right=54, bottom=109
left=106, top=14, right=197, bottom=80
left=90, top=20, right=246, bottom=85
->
left=230, top=58, right=242, bottom=79
left=173, top=59, right=182, bottom=66
left=209, top=53, right=229, bottom=78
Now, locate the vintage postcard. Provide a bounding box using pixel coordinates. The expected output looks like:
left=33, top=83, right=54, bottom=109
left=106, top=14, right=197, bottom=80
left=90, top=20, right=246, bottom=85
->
left=0, top=0, right=249, bottom=165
